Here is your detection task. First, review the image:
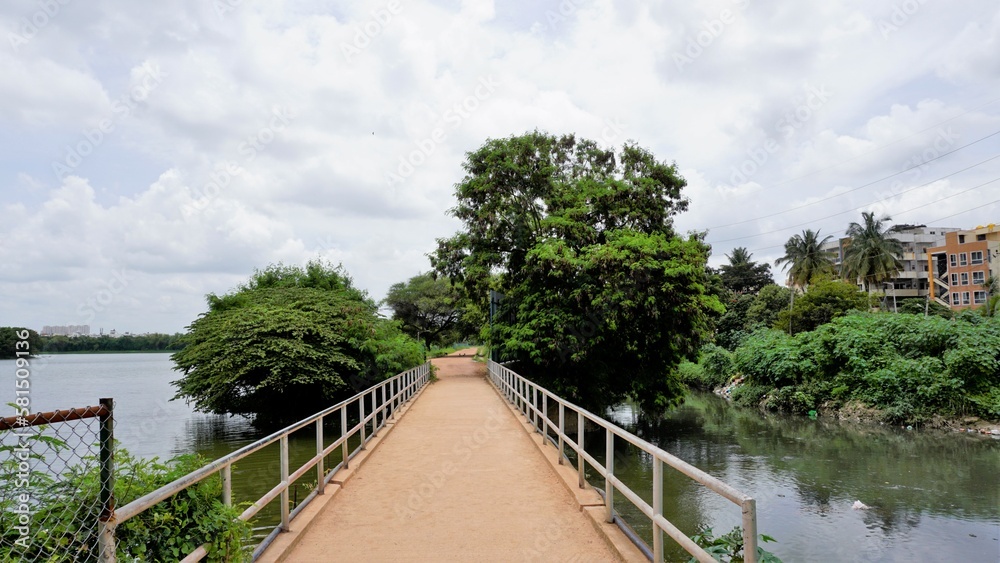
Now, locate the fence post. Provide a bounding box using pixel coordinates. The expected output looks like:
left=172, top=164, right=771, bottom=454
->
left=577, top=410, right=585, bottom=489
left=558, top=403, right=564, bottom=464
left=98, top=398, right=116, bottom=563
left=316, top=416, right=325, bottom=494
left=222, top=465, right=232, bottom=506
left=653, top=457, right=663, bottom=562
left=359, top=395, right=366, bottom=450
left=605, top=429, right=614, bottom=523
left=742, top=498, right=758, bottom=563
left=341, top=407, right=349, bottom=469
left=280, top=435, right=290, bottom=531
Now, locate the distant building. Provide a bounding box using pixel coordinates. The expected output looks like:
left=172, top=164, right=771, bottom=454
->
left=41, top=324, right=91, bottom=337
left=820, top=225, right=961, bottom=301
left=927, top=224, right=1000, bottom=310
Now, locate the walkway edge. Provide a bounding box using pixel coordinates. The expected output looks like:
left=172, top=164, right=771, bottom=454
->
left=485, top=375, right=648, bottom=563
left=257, top=379, right=434, bottom=563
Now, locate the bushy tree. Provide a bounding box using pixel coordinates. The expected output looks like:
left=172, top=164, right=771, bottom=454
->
left=774, top=279, right=870, bottom=334
left=774, top=229, right=835, bottom=288
left=719, top=247, right=773, bottom=295
left=382, top=272, right=471, bottom=347
left=0, top=327, right=41, bottom=359
left=745, top=284, right=793, bottom=329
left=433, top=131, right=722, bottom=409
left=171, top=261, right=423, bottom=425
left=842, top=212, right=903, bottom=293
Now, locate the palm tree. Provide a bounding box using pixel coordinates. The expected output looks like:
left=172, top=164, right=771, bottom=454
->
left=842, top=211, right=904, bottom=294
left=983, top=274, right=999, bottom=317
left=774, top=229, right=835, bottom=289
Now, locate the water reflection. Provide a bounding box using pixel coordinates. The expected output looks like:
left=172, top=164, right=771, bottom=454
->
left=600, top=392, right=1000, bottom=562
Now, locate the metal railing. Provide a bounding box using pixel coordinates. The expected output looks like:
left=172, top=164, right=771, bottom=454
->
left=104, top=362, right=431, bottom=562
left=487, top=360, right=758, bottom=563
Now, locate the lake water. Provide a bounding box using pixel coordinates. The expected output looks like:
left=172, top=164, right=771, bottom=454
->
left=2, top=354, right=998, bottom=561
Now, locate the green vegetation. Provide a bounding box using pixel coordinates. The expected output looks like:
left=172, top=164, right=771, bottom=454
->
left=774, top=278, right=871, bottom=334
left=41, top=333, right=186, bottom=353
left=718, top=247, right=773, bottom=295
left=773, top=228, right=835, bottom=288
left=382, top=272, right=473, bottom=347
left=432, top=131, right=722, bottom=410
left=842, top=212, right=903, bottom=294
left=689, top=526, right=781, bottom=563
left=171, top=261, right=423, bottom=425
left=0, top=327, right=41, bottom=359
left=0, top=438, right=251, bottom=562
left=726, top=312, right=1000, bottom=423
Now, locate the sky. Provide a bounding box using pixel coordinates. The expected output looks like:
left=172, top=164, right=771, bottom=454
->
left=2, top=0, right=999, bottom=335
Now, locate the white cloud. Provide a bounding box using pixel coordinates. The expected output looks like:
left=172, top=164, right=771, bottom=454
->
left=2, top=0, right=999, bottom=333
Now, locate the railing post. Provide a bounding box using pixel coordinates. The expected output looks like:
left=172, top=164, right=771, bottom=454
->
left=359, top=395, right=366, bottom=450
left=98, top=398, right=116, bottom=563
left=558, top=402, right=564, bottom=464
left=542, top=392, right=548, bottom=442
left=280, top=435, right=290, bottom=531
left=605, top=429, right=614, bottom=523
left=653, top=457, right=663, bottom=562
left=742, top=498, right=758, bottom=563
left=372, top=389, right=380, bottom=437
left=577, top=410, right=585, bottom=489
left=532, top=386, right=539, bottom=433
left=222, top=464, right=232, bottom=506
left=341, top=406, right=349, bottom=469
left=316, top=416, right=325, bottom=494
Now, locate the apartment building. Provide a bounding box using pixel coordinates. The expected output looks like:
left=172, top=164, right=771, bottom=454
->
left=927, top=224, right=1000, bottom=310
left=820, top=225, right=960, bottom=299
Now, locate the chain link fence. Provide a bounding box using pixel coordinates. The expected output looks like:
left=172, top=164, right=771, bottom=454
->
left=1, top=400, right=115, bottom=562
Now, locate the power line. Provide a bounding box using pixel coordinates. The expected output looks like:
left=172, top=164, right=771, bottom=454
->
left=708, top=129, right=1000, bottom=230
left=711, top=174, right=1000, bottom=244
left=746, top=95, right=1000, bottom=191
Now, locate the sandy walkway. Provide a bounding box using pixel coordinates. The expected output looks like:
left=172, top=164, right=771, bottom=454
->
left=282, top=352, right=618, bottom=562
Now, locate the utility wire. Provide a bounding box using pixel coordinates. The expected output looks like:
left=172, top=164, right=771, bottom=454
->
left=708, top=129, right=1000, bottom=230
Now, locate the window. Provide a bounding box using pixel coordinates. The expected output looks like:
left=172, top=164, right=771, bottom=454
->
left=975, top=291, right=987, bottom=304
left=973, top=271, right=985, bottom=285
left=978, top=234, right=987, bottom=241
left=959, top=253, right=968, bottom=266
left=959, top=234, right=966, bottom=244
left=962, top=292, right=971, bottom=305
left=950, top=254, right=957, bottom=267
left=971, top=251, right=983, bottom=264
left=951, top=292, right=960, bottom=304
left=951, top=273, right=959, bottom=285
left=961, top=272, right=969, bottom=285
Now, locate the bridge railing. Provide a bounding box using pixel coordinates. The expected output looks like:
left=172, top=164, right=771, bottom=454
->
left=106, top=362, right=432, bottom=563
left=487, top=360, right=758, bottom=563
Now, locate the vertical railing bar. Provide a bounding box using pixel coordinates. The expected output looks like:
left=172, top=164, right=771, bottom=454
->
left=605, top=428, right=614, bottom=523
left=341, top=406, right=349, bottom=469
left=316, top=416, right=325, bottom=494
left=653, top=457, right=663, bottom=562
left=359, top=394, right=367, bottom=450
left=279, top=435, right=290, bottom=531
left=743, top=498, right=758, bottom=563
left=222, top=464, right=232, bottom=506
left=577, top=409, right=585, bottom=489
left=542, top=392, right=548, bottom=442
left=558, top=402, right=564, bottom=464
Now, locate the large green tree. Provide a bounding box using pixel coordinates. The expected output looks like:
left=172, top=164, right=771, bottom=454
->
left=171, top=261, right=423, bottom=425
left=382, top=272, right=471, bottom=347
left=842, top=212, right=904, bottom=293
left=0, top=327, right=41, bottom=359
left=433, top=131, right=722, bottom=409
left=774, top=229, right=835, bottom=289
left=774, top=278, right=871, bottom=334
left=719, top=247, right=773, bottom=295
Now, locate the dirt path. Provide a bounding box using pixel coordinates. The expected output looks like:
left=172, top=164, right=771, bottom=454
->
left=282, top=351, right=618, bottom=562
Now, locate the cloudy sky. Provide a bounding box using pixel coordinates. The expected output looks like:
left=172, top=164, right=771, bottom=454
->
left=2, top=0, right=999, bottom=334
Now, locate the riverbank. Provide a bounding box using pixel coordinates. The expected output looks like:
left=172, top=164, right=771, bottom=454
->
left=714, top=381, right=1000, bottom=436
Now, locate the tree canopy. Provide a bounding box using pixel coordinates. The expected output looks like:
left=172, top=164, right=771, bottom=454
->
left=719, top=247, right=773, bottom=295
left=0, top=327, right=41, bottom=359
left=432, top=131, right=722, bottom=409
left=842, top=212, right=903, bottom=293
left=774, top=278, right=871, bottom=334
left=774, top=229, right=835, bottom=289
left=171, top=261, right=423, bottom=425
left=382, top=272, right=471, bottom=347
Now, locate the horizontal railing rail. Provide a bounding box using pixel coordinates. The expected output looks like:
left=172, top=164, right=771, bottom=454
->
left=106, top=362, right=431, bottom=563
left=487, top=360, right=758, bottom=563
